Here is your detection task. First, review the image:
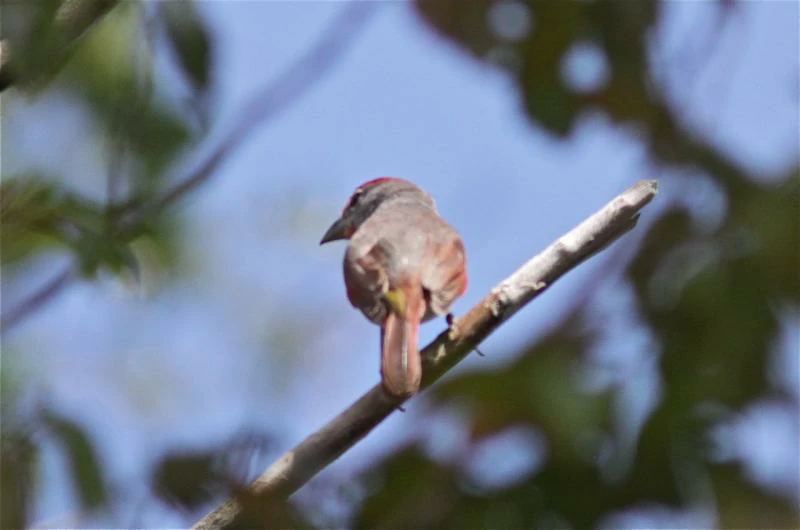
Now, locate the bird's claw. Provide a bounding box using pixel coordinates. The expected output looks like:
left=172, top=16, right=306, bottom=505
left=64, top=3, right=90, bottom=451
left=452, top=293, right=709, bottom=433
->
left=446, top=313, right=485, bottom=356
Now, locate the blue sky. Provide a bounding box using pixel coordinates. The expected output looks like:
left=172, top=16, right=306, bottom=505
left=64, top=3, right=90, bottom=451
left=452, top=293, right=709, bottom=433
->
left=4, top=1, right=797, bottom=527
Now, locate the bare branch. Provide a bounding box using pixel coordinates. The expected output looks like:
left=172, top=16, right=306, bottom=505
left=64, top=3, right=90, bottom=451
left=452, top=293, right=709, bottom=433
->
left=192, top=179, right=660, bottom=529
left=0, top=264, right=77, bottom=332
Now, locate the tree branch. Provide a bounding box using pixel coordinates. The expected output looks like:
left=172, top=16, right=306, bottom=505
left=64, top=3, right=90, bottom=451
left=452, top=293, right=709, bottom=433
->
left=192, top=179, right=660, bottom=529
left=0, top=264, right=77, bottom=332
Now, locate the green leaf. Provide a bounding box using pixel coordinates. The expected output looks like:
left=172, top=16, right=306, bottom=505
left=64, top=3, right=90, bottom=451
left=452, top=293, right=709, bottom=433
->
left=61, top=3, right=193, bottom=183
left=354, top=446, right=466, bottom=530
left=158, top=0, right=213, bottom=95
left=432, top=315, right=612, bottom=462
left=153, top=453, right=217, bottom=509
left=44, top=413, right=106, bottom=510
left=69, top=228, right=139, bottom=277
left=0, top=175, right=143, bottom=277
left=1, top=177, right=65, bottom=264
left=711, top=462, right=800, bottom=529
left=0, top=428, right=38, bottom=530
left=620, top=404, right=684, bottom=507
left=726, top=171, right=800, bottom=301
left=415, top=0, right=659, bottom=136
left=415, top=0, right=499, bottom=58
left=0, top=176, right=109, bottom=265
left=1, top=365, right=39, bottom=530
left=1, top=0, right=120, bottom=91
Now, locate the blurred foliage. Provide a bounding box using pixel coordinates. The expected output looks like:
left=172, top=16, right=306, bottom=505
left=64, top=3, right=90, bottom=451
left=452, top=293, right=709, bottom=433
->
left=346, top=1, right=800, bottom=529
left=1, top=0, right=797, bottom=528
left=152, top=432, right=273, bottom=511
left=0, top=367, right=38, bottom=530
left=417, top=0, right=658, bottom=135
left=150, top=432, right=313, bottom=529
left=1, top=0, right=119, bottom=91
left=1, top=176, right=138, bottom=274
left=0, top=426, right=37, bottom=530
left=0, top=0, right=204, bottom=278
left=1, top=0, right=213, bottom=526
left=157, top=1, right=213, bottom=98
left=43, top=412, right=108, bottom=510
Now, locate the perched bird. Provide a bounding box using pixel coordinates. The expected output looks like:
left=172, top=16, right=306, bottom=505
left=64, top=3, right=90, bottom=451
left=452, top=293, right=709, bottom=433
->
left=320, top=178, right=468, bottom=397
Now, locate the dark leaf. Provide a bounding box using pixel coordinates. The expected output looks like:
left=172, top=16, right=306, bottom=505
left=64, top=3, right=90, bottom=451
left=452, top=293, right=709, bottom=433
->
left=61, top=3, right=193, bottom=183
left=159, top=0, right=213, bottom=95
left=0, top=425, right=38, bottom=530
left=153, top=431, right=274, bottom=511
left=153, top=453, right=218, bottom=509
left=69, top=228, right=140, bottom=277
left=620, top=404, right=684, bottom=507
left=626, top=207, right=695, bottom=301
left=726, top=171, right=800, bottom=301
left=415, top=0, right=499, bottom=59
left=353, top=445, right=464, bottom=530
left=44, top=412, right=107, bottom=510
left=416, top=0, right=659, bottom=136
left=711, top=462, right=800, bottom=529
left=0, top=175, right=145, bottom=277
left=1, top=177, right=66, bottom=265
left=432, top=314, right=612, bottom=462
left=0, top=0, right=119, bottom=91
left=233, top=489, right=313, bottom=530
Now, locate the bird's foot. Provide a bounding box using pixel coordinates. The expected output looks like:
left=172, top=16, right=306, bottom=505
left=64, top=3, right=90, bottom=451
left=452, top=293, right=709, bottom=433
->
left=446, top=313, right=486, bottom=357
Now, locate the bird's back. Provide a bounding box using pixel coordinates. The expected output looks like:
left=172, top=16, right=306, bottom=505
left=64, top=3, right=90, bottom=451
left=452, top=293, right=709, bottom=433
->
left=347, top=196, right=466, bottom=320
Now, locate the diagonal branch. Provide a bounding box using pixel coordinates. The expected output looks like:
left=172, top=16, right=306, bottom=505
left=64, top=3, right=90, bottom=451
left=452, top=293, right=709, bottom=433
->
left=0, top=264, right=77, bottom=331
left=192, top=179, right=660, bottom=530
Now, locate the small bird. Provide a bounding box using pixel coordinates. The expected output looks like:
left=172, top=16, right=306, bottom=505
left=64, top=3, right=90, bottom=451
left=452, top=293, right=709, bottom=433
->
left=320, top=178, right=468, bottom=397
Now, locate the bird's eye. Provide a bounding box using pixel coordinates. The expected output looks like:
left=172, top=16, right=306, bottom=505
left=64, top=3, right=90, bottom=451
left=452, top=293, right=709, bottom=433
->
left=348, top=189, right=364, bottom=208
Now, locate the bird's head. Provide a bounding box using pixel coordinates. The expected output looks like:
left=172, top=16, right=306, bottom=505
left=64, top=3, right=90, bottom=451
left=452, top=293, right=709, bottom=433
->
left=320, top=177, right=433, bottom=244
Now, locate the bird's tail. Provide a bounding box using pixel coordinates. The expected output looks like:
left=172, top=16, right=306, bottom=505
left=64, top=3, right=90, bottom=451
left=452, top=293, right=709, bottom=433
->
left=381, top=282, right=425, bottom=397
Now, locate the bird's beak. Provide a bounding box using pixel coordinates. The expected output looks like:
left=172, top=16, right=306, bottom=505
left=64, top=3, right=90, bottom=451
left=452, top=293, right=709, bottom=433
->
left=320, top=217, right=348, bottom=245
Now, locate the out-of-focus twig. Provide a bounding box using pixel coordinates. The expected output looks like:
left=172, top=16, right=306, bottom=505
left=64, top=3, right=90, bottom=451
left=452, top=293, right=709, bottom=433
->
left=138, top=1, right=379, bottom=217
left=0, top=2, right=380, bottom=334
left=192, top=180, right=660, bottom=530
left=0, top=264, right=77, bottom=332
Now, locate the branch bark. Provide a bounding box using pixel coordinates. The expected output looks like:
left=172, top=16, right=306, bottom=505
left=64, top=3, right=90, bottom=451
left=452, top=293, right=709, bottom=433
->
left=192, top=179, right=660, bottom=529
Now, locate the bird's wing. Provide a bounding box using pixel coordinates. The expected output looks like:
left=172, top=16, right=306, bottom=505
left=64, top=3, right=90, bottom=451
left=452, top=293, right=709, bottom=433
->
left=343, top=241, right=392, bottom=325
left=423, top=236, right=468, bottom=317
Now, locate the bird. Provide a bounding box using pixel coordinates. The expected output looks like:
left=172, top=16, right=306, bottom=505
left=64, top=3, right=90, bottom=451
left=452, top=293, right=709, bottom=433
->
left=320, top=177, right=468, bottom=398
